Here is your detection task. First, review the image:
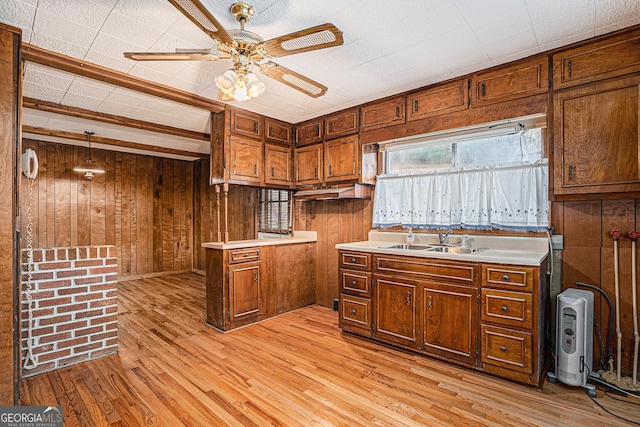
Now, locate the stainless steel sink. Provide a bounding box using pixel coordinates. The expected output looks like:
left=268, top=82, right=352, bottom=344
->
left=426, top=246, right=486, bottom=254
left=382, top=244, right=432, bottom=250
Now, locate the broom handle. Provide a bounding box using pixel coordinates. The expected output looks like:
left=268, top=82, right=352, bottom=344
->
left=614, top=237, right=622, bottom=381
left=632, top=236, right=639, bottom=385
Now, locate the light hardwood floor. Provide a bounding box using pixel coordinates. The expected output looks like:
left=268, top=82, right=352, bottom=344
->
left=20, top=272, right=638, bottom=426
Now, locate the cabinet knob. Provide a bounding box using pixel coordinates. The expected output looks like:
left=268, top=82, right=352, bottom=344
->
left=351, top=280, right=357, bottom=287
left=271, top=167, right=274, bottom=177
left=413, top=99, right=418, bottom=113
left=480, top=82, right=486, bottom=97
left=351, top=309, right=357, bottom=315
left=351, top=258, right=356, bottom=263
left=254, top=122, right=259, bottom=132
left=502, top=275, right=510, bottom=281
left=328, top=165, right=332, bottom=176
left=501, top=345, right=507, bottom=352
left=406, top=291, right=411, bottom=305
left=243, top=253, right=248, bottom=257
left=395, top=106, right=400, bottom=118
left=501, top=305, right=508, bottom=312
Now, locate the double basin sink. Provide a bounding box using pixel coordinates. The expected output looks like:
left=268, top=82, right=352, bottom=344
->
left=381, top=243, right=486, bottom=254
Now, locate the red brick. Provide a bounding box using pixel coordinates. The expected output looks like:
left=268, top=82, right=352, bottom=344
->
left=58, top=353, right=89, bottom=367
left=37, top=297, right=72, bottom=308
left=90, top=248, right=98, bottom=258
left=105, top=338, right=118, bottom=347
left=58, top=337, right=89, bottom=349
left=91, top=347, right=118, bottom=359
left=39, top=332, right=71, bottom=344
left=105, top=290, right=117, bottom=298
left=32, top=250, right=43, bottom=263
left=37, top=279, right=72, bottom=290
left=75, top=259, right=104, bottom=268
left=45, top=249, right=55, bottom=261
left=74, top=342, right=102, bottom=353
left=32, top=344, right=54, bottom=354
left=67, top=249, right=77, bottom=260
left=78, top=248, right=87, bottom=259
left=31, top=308, right=55, bottom=318
left=105, top=258, right=117, bottom=265
left=90, top=283, right=116, bottom=291
left=58, top=286, right=88, bottom=296
left=90, top=315, right=117, bottom=325
left=105, top=274, right=118, bottom=282
left=106, top=306, right=118, bottom=314
left=90, top=330, right=118, bottom=342
left=39, top=315, right=72, bottom=326
left=76, top=326, right=103, bottom=337
left=89, top=266, right=117, bottom=275
left=22, top=361, right=55, bottom=377
left=100, top=247, right=108, bottom=258
left=57, top=303, right=88, bottom=313
left=90, top=298, right=116, bottom=308
left=56, top=320, right=88, bottom=332
left=57, top=249, right=67, bottom=260
left=75, top=276, right=102, bottom=285
left=105, top=322, right=117, bottom=331
left=75, top=293, right=104, bottom=302
left=57, top=269, right=88, bottom=278
left=109, top=247, right=117, bottom=258
left=29, top=326, right=54, bottom=337
left=75, top=309, right=104, bottom=319
left=39, top=261, right=72, bottom=270
left=30, top=290, right=55, bottom=299
left=24, top=272, right=54, bottom=281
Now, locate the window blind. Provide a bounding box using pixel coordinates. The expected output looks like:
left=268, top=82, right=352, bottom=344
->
left=258, top=189, right=291, bottom=235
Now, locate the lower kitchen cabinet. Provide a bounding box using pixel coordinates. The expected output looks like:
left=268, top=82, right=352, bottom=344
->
left=205, top=243, right=316, bottom=331
left=338, top=250, right=547, bottom=387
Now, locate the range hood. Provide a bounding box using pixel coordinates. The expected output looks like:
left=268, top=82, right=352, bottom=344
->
left=294, top=183, right=371, bottom=200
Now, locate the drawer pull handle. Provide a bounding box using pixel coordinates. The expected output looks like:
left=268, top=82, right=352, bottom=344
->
left=428, top=295, right=432, bottom=311
left=406, top=291, right=411, bottom=305
left=502, top=275, right=510, bottom=281
left=243, top=253, right=248, bottom=257
left=501, top=345, right=507, bottom=352
left=351, top=258, right=356, bottom=263
left=351, top=309, right=357, bottom=315
left=351, top=280, right=357, bottom=286
left=501, top=305, right=508, bottom=312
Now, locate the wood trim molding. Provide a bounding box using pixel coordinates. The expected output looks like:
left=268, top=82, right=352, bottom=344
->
left=22, top=126, right=206, bottom=159
left=21, top=43, right=224, bottom=112
left=23, top=98, right=210, bottom=141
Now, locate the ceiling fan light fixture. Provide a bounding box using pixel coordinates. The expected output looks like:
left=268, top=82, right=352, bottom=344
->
left=215, top=69, right=265, bottom=101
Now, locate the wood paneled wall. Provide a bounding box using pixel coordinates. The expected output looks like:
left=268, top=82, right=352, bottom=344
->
left=20, top=139, right=194, bottom=278
left=551, top=199, right=639, bottom=377
left=294, top=198, right=373, bottom=308
left=193, top=159, right=257, bottom=272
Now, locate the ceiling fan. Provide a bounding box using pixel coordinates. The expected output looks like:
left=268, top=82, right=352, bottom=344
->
left=124, top=0, right=344, bottom=101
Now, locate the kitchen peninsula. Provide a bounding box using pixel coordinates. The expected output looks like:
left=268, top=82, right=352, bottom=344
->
left=203, top=231, right=317, bottom=331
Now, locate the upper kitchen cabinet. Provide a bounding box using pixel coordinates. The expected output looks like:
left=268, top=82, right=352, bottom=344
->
left=230, top=108, right=263, bottom=140
left=295, top=143, right=323, bottom=186
left=324, top=107, right=360, bottom=140
left=361, top=95, right=406, bottom=131
left=295, top=118, right=324, bottom=146
left=228, top=136, right=263, bottom=185
left=470, top=56, right=549, bottom=107
left=264, top=143, right=292, bottom=187
left=553, top=74, right=640, bottom=196
left=553, top=28, right=640, bottom=90
left=265, top=118, right=293, bottom=146
left=324, top=135, right=360, bottom=183
left=407, top=78, right=468, bottom=121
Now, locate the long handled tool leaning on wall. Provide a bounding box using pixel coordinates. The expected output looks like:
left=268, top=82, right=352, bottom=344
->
left=612, top=229, right=623, bottom=382
left=630, top=230, right=640, bottom=386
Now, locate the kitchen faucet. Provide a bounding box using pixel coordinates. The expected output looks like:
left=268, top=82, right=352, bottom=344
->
left=437, top=229, right=452, bottom=244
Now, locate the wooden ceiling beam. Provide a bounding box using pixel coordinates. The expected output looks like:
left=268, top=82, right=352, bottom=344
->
left=23, top=97, right=210, bottom=142
left=21, top=43, right=224, bottom=113
left=22, top=125, right=206, bottom=159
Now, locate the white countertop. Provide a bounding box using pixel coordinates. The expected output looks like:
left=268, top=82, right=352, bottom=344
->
left=335, top=231, right=549, bottom=266
left=202, top=231, right=317, bottom=250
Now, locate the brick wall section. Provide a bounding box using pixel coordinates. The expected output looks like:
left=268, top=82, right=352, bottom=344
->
left=21, top=246, right=118, bottom=377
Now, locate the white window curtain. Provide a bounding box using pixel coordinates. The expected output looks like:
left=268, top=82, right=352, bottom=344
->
left=372, top=161, right=548, bottom=232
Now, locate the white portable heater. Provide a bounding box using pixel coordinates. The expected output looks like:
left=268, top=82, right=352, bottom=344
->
left=556, top=289, right=594, bottom=387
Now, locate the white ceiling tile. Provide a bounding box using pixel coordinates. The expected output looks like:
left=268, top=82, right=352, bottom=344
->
left=0, top=0, right=36, bottom=32
left=482, top=29, right=539, bottom=61
left=429, top=28, right=491, bottom=73
left=83, top=50, right=134, bottom=74
left=29, top=32, right=89, bottom=58
left=32, top=8, right=98, bottom=50
left=22, top=108, right=55, bottom=127
left=127, top=62, right=174, bottom=84
left=100, top=11, right=166, bottom=48
left=67, top=76, right=116, bottom=100
left=22, top=83, right=67, bottom=104
left=37, top=0, right=111, bottom=31
left=525, top=0, right=597, bottom=26
left=533, top=7, right=597, bottom=47
left=23, top=63, right=74, bottom=92
left=60, top=92, right=105, bottom=111
left=596, top=0, right=640, bottom=29
left=111, top=0, right=179, bottom=31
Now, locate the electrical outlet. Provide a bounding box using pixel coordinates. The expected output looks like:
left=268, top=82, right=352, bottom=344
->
left=333, top=299, right=339, bottom=311
left=551, top=234, right=563, bottom=250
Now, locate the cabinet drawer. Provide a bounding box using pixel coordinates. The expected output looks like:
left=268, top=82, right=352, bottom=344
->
left=361, top=95, right=405, bottom=131
left=340, top=295, right=371, bottom=331
left=407, top=78, right=468, bottom=121
left=340, top=252, right=371, bottom=270
left=229, top=248, right=261, bottom=263
left=325, top=108, right=359, bottom=139
left=482, top=265, right=533, bottom=291
left=481, top=289, right=532, bottom=329
left=375, top=255, right=476, bottom=284
left=481, top=325, right=532, bottom=374
left=341, top=270, right=371, bottom=297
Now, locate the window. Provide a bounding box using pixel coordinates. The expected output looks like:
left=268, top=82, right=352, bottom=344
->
left=374, top=116, right=549, bottom=232
left=258, top=189, right=291, bottom=235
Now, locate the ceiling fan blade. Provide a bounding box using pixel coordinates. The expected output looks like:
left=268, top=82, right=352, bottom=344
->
left=124, top=49, right=222, bottom=61
left=261, top=23, right=344, bottom=57
left=168, top=0, right=234, bottom=45
left=260, top=62, right=327, bottom=98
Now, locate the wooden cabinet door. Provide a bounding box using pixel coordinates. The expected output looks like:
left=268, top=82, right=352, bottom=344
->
left=325, top=108, right=360, bottom=139
left=553, top=29, right=640, bottom=89
left=554, top=75, right=640, bottom=195
left=295, top=119, right=323, bottom=146
left=361, top=95, right=405, bottom=131
left=229, top=136, right=263, bottom=184
left=229, top=262, right=261, bottom=324
left=295, top=144, right=323, bottom=185
left=407, top=78, right=468, bottom=121
left=230, top=109, right=263, bottom=139
left=374, top=276, right=418, bottom=348
left=470, top=56, right=548, bottom=107
left=264, top=143, right=292, bottom=186
left=265, top=118, right=292, bottom=145
left=324, top=134, right=359, bottom=183
left=422, top=282, right=477, bottom=365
